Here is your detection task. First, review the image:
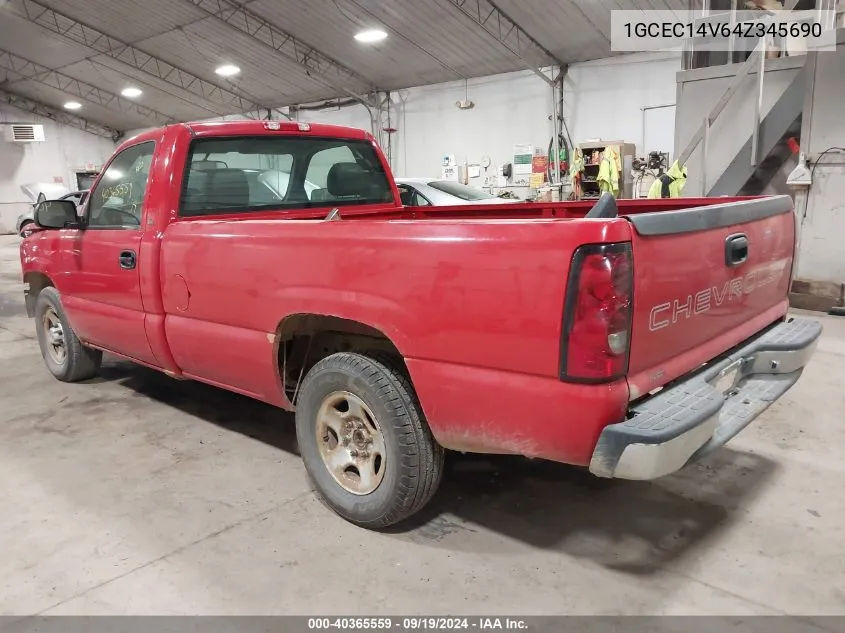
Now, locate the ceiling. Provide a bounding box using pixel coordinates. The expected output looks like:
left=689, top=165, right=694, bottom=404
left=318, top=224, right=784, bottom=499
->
left=0, top=0, right=685, bottom=134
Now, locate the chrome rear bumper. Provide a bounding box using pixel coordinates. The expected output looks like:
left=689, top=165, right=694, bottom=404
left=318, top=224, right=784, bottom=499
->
left=589, top=317, right=821, bottom=480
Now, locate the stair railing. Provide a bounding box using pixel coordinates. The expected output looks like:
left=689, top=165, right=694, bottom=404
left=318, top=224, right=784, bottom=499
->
left=677, top=0, right=804, bottom=194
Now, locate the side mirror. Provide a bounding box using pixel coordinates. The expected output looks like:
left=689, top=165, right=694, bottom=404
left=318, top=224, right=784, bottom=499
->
left=35, top=200, right=80, bottom=230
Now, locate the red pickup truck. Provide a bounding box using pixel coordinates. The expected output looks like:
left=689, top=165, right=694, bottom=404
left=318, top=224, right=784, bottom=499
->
left=21, top=120, right=820, bottom=528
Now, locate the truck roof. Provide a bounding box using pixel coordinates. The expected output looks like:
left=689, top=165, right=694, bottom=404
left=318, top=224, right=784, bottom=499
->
left=121, top=119, right=373, bottom=152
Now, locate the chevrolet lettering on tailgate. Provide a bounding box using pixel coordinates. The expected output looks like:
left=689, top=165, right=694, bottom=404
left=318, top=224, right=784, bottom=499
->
left=648, top=263, right=788, bottom=332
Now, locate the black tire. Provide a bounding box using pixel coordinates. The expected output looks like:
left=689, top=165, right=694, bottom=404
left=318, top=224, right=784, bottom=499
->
left=34, top=287, right=102, bottom=382
left=295, top=352, right=444, bottom=528
left=19, top=221, right=33, bottom=237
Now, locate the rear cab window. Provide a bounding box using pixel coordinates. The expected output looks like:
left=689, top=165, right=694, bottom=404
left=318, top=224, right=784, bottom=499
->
left=180, top=136, right=393, bottom=216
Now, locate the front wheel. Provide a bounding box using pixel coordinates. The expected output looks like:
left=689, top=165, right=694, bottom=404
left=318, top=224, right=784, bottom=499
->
left=19, top=221, right=33, bottom=237
left=34, top=287, right=102, bottom=382
left=295, top=352, right=444, bottom=528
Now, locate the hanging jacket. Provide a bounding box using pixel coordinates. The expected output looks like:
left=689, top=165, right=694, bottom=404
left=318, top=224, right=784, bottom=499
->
left=647, top=160, right=687, bottom=199
left=596, top=149, right=619, bottom=198
left=569, top=149, right=584, bottom=189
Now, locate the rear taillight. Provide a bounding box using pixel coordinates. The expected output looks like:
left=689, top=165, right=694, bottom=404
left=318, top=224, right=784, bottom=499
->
left=560, top=242, right=633, bottom=383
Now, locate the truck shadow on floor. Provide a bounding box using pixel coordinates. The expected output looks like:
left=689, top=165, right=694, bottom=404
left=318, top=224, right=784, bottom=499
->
left=94, top=358, right=300, bottom=457
left=394, top=449, right=778, bottom=574
left=94, top=357, right=778, bottom=575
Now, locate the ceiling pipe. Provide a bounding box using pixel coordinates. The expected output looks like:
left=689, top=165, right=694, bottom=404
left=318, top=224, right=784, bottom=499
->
left=290, top=98, right=363, bottom=113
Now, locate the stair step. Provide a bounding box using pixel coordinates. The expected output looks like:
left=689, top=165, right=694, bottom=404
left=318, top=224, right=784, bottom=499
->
left=706, top=70, right=804, bottom=196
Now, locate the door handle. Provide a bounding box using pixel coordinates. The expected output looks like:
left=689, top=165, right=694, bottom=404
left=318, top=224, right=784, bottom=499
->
left=119, top=250, right=137, bottom=270
left=725, top=233, right=748, bottom=267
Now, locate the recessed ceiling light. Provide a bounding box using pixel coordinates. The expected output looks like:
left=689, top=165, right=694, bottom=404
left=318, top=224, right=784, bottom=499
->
left=121, top=87, right=142, bottom=98
left=215, top=64, right=241, bottom=77
left=354, top=29, right=387, bottom=43
left=63, top=101, right=82, bottom=110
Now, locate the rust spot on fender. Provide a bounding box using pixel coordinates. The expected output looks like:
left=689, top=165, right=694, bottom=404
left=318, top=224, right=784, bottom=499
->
left=266, top=332, right=276, bottom=343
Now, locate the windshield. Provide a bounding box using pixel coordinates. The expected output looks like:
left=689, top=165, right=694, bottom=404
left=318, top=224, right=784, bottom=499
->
left=181, top=136, right=393, bottom=217
left=426, top=181, right=496, bottom=201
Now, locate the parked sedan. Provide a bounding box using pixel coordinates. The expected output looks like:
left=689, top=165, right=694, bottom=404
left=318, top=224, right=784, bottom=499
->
left=16, top=190, right=88, bottom=236
left=395, top=178, right=514, bottom=206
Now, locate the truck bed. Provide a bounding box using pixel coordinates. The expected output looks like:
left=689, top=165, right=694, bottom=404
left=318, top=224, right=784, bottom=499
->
left=175, top=197, right=755, bottom=223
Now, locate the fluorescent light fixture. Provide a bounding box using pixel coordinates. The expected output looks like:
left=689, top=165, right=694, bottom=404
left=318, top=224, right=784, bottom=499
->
left=63, top=101, right=82, bottom=110
left=215, top=64, right=241, bottom=77
left=354, top=28, right=387, bottom=43
left=121, top=87, right=142, bottom=98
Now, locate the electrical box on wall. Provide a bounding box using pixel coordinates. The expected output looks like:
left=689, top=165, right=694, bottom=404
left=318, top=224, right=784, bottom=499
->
left=4, top=124, right=45, bottom=143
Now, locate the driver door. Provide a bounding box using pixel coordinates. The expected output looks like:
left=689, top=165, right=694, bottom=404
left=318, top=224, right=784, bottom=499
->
left=61, top=141, right=158, bottom=366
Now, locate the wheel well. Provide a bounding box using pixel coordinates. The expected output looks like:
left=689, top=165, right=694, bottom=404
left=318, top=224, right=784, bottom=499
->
left=23, top=272, right=54, bottom=317
left=276, top=314, right=404, bottom=403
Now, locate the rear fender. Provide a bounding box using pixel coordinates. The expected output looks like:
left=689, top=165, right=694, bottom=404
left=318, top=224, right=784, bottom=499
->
left=273, top=312, right=407, bottom=408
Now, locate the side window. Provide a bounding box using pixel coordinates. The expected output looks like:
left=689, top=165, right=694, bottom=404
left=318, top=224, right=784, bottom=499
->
left=87, top=141, right=155, bottom=229
left=413, top=191, right=432, bottom=206
left=397, top=185, right=432, bottom=207
left=397, top=184, right=414, bottom=206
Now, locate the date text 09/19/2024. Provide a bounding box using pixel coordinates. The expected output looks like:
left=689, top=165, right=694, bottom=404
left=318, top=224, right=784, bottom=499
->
left=307, top=617, right=529, bottom=630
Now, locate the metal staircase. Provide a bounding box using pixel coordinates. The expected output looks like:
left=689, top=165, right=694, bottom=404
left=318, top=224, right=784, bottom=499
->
left=708, top=70, right=804, bottom=195
left=675, top=0, right=839, bottom=196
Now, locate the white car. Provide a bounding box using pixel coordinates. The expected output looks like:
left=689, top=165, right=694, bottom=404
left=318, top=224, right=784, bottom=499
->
left=395, top=178, right=515, bottom=206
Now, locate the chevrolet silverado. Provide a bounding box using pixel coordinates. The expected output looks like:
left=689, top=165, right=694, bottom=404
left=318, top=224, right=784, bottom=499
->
left=20, top=120, right=821, bottom=527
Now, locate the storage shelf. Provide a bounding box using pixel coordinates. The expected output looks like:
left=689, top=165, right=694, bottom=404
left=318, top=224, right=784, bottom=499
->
left=578, top=140, right=636, bottom=199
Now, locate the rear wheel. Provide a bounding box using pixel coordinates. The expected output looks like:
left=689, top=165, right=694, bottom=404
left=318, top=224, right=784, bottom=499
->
left=295, top=352, right=444, bottom=528
left=34, top=287, right=102, bottom=382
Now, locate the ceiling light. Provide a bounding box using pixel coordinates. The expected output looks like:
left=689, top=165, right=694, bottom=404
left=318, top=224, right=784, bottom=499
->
left=354, top=29, right=387, bottom=43
left=121, top=87, right=142, bottom=98
left=63, top=101, right=82, bottom=110
left=215, top=64, right=241, bottom=77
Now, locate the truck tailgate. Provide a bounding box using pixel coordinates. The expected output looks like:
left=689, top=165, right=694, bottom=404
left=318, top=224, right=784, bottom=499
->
left=625, top=196, right=795, bottom=399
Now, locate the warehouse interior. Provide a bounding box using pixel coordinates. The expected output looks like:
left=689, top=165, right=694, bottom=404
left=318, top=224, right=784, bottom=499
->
left=1, top=0, right=845, bottom=619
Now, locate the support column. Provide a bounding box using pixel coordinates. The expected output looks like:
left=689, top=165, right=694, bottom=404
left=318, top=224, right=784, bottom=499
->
left=551, top=76, right=561, bottom=184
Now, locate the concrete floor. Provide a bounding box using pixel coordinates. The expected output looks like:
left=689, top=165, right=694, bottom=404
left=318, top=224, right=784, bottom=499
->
left=0, top=233, right=844, bottom=616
